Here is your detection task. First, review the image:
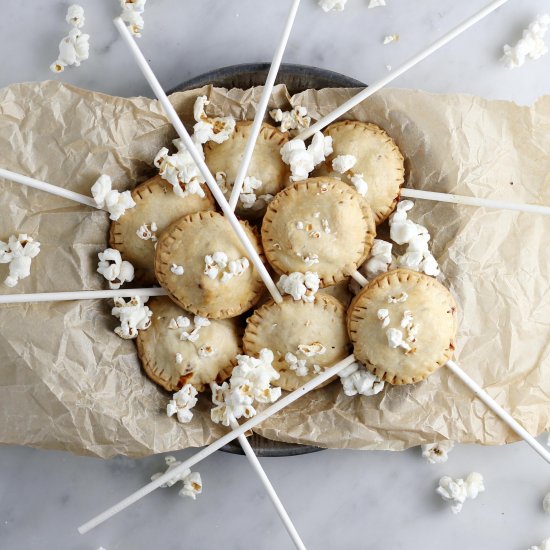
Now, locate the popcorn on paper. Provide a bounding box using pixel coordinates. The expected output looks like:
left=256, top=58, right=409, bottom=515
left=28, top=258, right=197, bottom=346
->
left=111, top=296, right=152, bottom=339
left=383, top=34, right=399, bottom=45
left=269, top=106, right=311, bottom=135
left=389, top=200, right=440, bottom=277
left=167, top=384, right=198, bottom=424
left=97, top=248, right=135, bottom=290
left=192, top=95, right=236, bottom=145
left=91, top=175, right=136, bottom=221
left=436, top=472, right=485, bottom=514
left=0, top=234, right=41, bottom=288
left=529, top=538, right=550, bottom=550
left=339, top=361, right=385, bottom=397
left=151, top=455, right=202, bottom=500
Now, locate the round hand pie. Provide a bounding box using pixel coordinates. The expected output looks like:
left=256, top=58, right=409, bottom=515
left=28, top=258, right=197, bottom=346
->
left=109, top=175, right=215, bottom=284
left=136, top=297, right=241, bottom=392
left=347, top=268, right=458, bottom=385
left=204, top=121, right=290, bottom=219
left=261, top=177, right=376, bottom=286
left=314, top=121, right=405, bottom=225
left=155, top=211, right=265, bottom=319
left=243, top=293, right=351, bottom=391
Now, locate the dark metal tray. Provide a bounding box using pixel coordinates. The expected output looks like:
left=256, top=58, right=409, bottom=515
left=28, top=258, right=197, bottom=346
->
left=171, top=63, right=365, bottom=456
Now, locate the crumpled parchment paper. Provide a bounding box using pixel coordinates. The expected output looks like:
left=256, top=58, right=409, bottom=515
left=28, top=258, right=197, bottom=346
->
left=0, top=81, right=549, bottom=458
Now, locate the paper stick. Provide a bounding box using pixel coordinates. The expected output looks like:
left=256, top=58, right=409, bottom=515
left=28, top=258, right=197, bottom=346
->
left=114, top=17, right=282, bottom=304
left=350, top=270, right=369, bottom=287
left=230, top=417, right=306, bottom=550
left=228, top=0, right=301, bottom=211
left=401, top=188, right=550, bottom=216
left=0, top=167, right=99, bottom=209
left=77, top=354, right=357, bottom=533
left=0, top=287, right=167, bottom=304
left=297, top=0, right=511, bottom=141
left=445, top=360, right=550, bottom=464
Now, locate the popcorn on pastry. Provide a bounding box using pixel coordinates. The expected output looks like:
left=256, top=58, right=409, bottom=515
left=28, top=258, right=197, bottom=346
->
left=109, top=175, right=214, bottom=284
left=154, top=211, right=264, bottom=319
left=243, top=293, right=351, bottom=391
left=204, top=121, right=289, bottom=219
left=261, top=178, right=375, bottom=287
left=269, top=106, right=311, bottom=135
left=210, top=349, right=281, bottom=426
left=314, top=121, right=405, bottom=224
left=348, top=268, right=457, bottom=385
left=137, top=297, right=240, bottom=392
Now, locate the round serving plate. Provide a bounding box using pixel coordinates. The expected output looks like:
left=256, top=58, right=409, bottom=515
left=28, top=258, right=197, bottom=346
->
left=170, top=63, right=365, bottom=457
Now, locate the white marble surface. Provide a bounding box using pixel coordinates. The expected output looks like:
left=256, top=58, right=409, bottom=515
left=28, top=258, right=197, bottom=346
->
left=1, top=1, right=550, bottom=549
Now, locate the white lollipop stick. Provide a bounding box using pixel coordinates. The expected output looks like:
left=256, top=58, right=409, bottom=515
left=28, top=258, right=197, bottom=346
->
left=297, top=0, right=511, bottom=141
left=350, top=270, right=369, bottom=287
left=0, top=167, right=98, bottom=209
left=77, top=354, right=357, bottom=533
left=0, top=287, right=167, bottom=304
left=228, top=0, right=301, bottom=211
left=445, top=359, right=550, bottom=464
left=114, top=17, right=282, bottom=304
left=230, top=417, right=306, bottom=550
left=351, top=275, right=550, bottom=464
left=401, top=188, right=550, bottom=216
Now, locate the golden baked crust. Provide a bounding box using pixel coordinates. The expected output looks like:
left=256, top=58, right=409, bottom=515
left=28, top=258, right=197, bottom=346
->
left=136, top=297, right=240, bottom=392
left=155, top=211, right=265, bottom=319
left=314, top=121, right=405, bottom=225
left=109, top=175, right=215, bottom=284
left=243, top=293, right=351, bottom=391
left=204, top=121, right=290, bottom=219
left=261, top=178, right=376, bottom=287
left=347, top=268, right=458, bottom=385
